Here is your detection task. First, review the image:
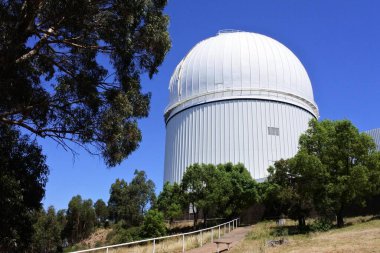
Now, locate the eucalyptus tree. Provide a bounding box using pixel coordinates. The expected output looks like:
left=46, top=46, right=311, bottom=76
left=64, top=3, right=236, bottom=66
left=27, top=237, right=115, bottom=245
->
left=63, top=195, right=96, bottom=244
left=217, top=163, right=259, bottom=218
left=0, top=0, right=171, bottom=166
left=298, top=119, right=379, bottom=227
left=31, top=206, right=62, bottom=253
left=267, top=152, right=325, bottom=228
left=0, top=125, right=48, bottom=251
left=267, top=119, right=380, bottom=228
left=157, top=182, right=184, bottom=227
left=94, top=199, right=108, bottom=227
left=181, top=163, right=258, bottom=226
left=108, top=170, right=155, bottom=226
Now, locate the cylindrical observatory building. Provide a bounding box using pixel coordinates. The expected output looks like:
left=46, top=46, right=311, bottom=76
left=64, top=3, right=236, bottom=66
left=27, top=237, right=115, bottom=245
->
left=164, top=31, right=319, bottom=183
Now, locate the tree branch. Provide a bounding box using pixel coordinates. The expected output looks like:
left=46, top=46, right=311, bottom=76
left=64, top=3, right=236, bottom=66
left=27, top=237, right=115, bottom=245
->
left=15, top=27, right=55, bottom=64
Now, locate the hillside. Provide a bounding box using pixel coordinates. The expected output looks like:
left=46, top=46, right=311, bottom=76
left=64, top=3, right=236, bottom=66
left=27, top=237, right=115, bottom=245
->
left=231, top=216, right=380, bottom=253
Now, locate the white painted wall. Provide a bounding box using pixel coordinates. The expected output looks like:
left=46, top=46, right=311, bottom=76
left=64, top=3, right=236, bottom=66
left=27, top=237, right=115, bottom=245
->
left=164, top=99, right=315, bottom=183
left=365, top=128, right=380, bottom=151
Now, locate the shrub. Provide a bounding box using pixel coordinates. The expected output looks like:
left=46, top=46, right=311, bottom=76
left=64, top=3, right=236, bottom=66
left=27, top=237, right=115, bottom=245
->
left=106, top=221, right=141, bottom=244
left=139, top=210, right=167, bottom=238
left=310, top=218, right=333, bottom=232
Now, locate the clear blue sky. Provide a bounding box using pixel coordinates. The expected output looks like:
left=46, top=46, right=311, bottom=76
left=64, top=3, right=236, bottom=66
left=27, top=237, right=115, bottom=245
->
left=42, top=0, right=380, bottom=210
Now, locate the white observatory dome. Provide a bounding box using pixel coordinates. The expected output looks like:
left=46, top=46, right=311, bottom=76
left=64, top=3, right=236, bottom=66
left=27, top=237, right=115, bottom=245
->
left=165, top=31, right=318, bottom=120
left=164, top=31, right=319, bottom=183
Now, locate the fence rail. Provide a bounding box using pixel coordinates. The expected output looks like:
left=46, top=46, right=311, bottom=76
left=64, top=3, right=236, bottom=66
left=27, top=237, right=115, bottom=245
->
left=71, top=218, right=240, bottom=253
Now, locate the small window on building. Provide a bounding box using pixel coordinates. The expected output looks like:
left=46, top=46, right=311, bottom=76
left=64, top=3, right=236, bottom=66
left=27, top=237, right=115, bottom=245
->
left=268, top=127, right=280, bottom=136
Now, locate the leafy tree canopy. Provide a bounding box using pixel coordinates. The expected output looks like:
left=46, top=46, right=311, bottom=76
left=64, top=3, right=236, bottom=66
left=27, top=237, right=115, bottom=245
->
left=267, top=152, right=325, bottom=227
left=0, top=125, right=48, bottom=251
left=139, top=209, right=166, bottom=238
left=63, top=195, right=96, bottom=244
left=181, top=163, right=258, bottom=226
left=156, top=182, right=184, bottom=226
left=0, top=0, right=171, bottom=166
left=108, top=170, right=155, bottom=226
left=217, top=163, right=259, bottom=218
left=299, top=119, right=379, bottom=227
left=94, top=199, right=108, bottom=227
left=31, top=206, right=62, bottom=253
left=267, top=119, right=380, bottom=228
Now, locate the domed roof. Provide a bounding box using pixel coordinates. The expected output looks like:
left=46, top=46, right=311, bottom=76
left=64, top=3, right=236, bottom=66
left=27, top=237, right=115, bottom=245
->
left=165, top=31, right=318, bottom=121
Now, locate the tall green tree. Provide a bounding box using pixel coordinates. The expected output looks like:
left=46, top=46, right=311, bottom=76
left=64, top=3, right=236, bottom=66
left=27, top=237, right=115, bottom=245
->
left=181, top=163, right=258, bottom=226
left=267, top=152, right=325, bottom=228
left=56, top=209, right=67, bottom=237
left=94, top=199, right=108, bottom=227
left=108, top=170, right=155, bottom=226
left=0, top=125, right=48, bottom=251
left=63, top=195, right=96, bottom=244
left=108, top=178, right=128, bottom=222
left=0, top=0, right=171, bottom=166
left=157, top=182, right=184, bottom=227
left=298, top=119, right=379, bottom=227
left=31, top=206, right=62, bottom=253
left=218, top=163, right=259, bottom=218
left=181, top=164, right=218, bottom=226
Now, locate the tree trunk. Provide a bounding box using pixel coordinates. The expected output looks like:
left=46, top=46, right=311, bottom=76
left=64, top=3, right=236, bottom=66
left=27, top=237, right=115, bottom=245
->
left=192, top=204, right=198, bottom=227
left=194, top=212, right=198, bottom=227
left=336, top=208, right=344, bottom=227
left=298, top=216, right=306, bottom=228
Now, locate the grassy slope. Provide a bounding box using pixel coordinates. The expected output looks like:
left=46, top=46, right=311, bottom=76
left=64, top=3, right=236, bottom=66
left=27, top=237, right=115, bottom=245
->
left=231, top=217, right=380, bottom=253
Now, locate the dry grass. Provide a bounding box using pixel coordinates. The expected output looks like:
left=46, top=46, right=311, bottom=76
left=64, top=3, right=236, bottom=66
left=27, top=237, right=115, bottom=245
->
left=87, top=225, right=230, bottom=253
left=78, top=228, right=112, bottom=249
left=230, top=216, right=380, bottom=253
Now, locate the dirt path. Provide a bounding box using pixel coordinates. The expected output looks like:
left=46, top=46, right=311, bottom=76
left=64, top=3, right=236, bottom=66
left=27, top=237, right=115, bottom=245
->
left=186, top=226, right=252, bottom=253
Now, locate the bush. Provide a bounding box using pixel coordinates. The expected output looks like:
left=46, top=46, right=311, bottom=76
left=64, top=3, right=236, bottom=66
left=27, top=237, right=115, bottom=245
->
left=310, top=218, right=332, bottom=232
left=106, top=221, right=141, bottom=244
left=271, top=227, right=289, bottom=237
left=139, top=210, right=167, bottom=238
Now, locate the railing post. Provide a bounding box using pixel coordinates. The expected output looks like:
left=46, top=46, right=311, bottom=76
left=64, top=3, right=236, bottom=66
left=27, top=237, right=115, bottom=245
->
left=211, top=228, right=213, bottom=243
left=218, top=226, right=220, bottom=238
left=182, top=234, right=185, bottom=253
left=200, top=231, right=203, bottom=246
left=106, top=247, right=109, bottom=253
left=153, top=239, right=156, bottom=253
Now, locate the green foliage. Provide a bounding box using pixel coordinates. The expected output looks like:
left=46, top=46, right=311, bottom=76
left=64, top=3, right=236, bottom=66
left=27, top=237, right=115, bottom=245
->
left=181, top=164, right=222, bottom=226
left=139, top=210, right=167, bottom=238
left=0, top=0, right=171, bottom=167
left=106, top=221, right=141, bottom=245
left=94, top=199, right=108, bottom=227
left=299, top=119, right=380, bottom=227
left=309, top=218, right=333, bottom=232
left=181, top=163, right=258, bottom=226
left=63, top=195, right=96, bottom=244
left=218, top=163, right=259, bottom=218
left=31, top=206, right=62, bottom=253
left=108, top=170, right=155, bottom=226
left=267, top=119, right=380, bottom=228
left=0, top=125, right=49, bottom=251
left=157, top=182, right=184, bottom=225
left=56, top=209, right=67, bottom=233
left=267, top=152, right=325, bottom=227
left=271, top=226, right=289, bottom=237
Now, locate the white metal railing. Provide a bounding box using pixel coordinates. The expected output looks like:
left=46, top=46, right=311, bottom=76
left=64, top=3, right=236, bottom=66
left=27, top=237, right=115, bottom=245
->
left=71, top=218, right=240, bottom=253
